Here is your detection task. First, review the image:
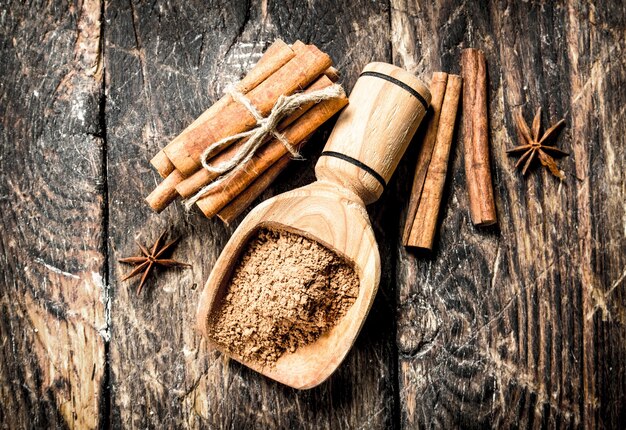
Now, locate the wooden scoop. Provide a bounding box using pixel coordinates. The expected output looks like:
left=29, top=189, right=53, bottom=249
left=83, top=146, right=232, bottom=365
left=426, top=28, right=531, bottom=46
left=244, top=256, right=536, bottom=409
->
left=196, top=62, right=431, bottom=389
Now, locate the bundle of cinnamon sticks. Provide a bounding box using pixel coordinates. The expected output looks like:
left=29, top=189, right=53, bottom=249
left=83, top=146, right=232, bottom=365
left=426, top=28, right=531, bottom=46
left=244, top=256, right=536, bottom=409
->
left=145, top=40, right=348, bottom=223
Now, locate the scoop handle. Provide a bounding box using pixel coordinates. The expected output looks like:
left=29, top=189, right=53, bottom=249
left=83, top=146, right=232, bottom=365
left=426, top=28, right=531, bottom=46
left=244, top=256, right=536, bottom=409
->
left=315, top=62, right=431, bottom=204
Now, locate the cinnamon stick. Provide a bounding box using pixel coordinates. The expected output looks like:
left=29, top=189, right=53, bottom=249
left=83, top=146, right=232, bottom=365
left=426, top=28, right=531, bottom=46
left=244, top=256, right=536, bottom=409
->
left=460, top=48, right=497, bottom=226
left=324, top=66, right=340, bottom=82
left=217, top=154, right=292, bottom=225
left=145, top=169, right=185, bottom=213
left=215, top=60, right=339, bottom=224
left=151, top=151, right=176, bottom=179
left=407, top=75, right=462, bottom=250
left=402, top=72, right=449, bottom=245
left=175, top=75, right=336, bottom=199
left=295, top=40, right=338, bottom=83
left=146, top=71, right=338, bottom=213
left=163, top=44, right=332, bottom=176
left=150, top=39, right=295, bottom=178
left=195, top=92, right=348, bottom=218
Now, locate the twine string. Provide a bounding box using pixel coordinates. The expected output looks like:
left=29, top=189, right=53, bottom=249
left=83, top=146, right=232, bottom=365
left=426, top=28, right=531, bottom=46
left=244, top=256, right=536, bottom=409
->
left=184, top=83, right=343, bottom=209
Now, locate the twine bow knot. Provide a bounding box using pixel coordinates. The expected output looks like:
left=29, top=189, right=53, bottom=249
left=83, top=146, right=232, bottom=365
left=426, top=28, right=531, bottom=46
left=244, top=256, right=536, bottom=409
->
left=184, top=83, right=343, bottom=209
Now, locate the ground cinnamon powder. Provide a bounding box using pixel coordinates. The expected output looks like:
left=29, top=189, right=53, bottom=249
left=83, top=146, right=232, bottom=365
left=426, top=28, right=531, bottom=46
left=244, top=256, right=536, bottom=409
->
left=208, top=228, right=359, bottom=367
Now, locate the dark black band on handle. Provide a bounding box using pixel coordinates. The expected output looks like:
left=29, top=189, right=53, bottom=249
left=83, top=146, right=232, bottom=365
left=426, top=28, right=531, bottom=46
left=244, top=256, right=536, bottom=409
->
left=359, top=71, right=429, bottom=110
left=319, top=151, right=387, bottom=189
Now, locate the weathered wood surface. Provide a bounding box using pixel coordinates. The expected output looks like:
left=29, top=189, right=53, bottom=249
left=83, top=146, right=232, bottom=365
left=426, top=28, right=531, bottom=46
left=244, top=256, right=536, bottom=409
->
left=392, top=1, right=625, bottom=428
left=0, top=0, right=623, bottom=429
left=105, top=0, right=395, bottom=428
left=0, top=0, right=107, bottom=428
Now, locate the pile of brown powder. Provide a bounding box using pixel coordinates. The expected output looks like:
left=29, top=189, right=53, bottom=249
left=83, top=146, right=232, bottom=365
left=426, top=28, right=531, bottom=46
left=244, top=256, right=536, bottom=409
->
left=207, top=228, right=359, bottom=367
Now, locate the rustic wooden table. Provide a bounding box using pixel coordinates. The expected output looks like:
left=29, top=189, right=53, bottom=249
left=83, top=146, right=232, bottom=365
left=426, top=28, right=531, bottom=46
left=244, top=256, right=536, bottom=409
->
left=1, top=1, right=624, bottom=428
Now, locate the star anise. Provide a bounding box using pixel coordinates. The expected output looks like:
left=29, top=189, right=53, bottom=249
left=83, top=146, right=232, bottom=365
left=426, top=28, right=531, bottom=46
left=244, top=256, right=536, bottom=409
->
left=118, top=231, right=191, bottom=295
left=507, top=107, right=568, bottom=179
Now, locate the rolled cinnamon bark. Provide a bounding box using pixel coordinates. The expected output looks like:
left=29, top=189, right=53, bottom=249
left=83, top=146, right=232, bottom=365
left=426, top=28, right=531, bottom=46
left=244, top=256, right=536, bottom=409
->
left=217, top=154, right=292, bottom=225
left=215, top=66, right=340, bottom=224
left=149, top=39, right=296, bottom=178
left=324, top=66, right=340, bottom=82
left=407, top=75, right=462, bottom=250
left=195, top=92, right=348, bottom=218
left=175, top=75, right=336, bottom=199
left=163, top=44, right=332, bottom=176
left=150, top=151, right=176, bottom=179
left=145, top=169, right=185, bottom=213
left=145, top=74, right=339, bottom=213
left=460, top=48, right=497, bottom=226
left=402, top=72, right=448, bottom=245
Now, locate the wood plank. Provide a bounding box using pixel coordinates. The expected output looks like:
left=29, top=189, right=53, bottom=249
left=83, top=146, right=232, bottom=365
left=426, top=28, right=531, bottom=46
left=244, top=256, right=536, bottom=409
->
left=0, top=0, right=107, bottom=428
left=391, top=0, right=625, bottom=428
left=3, top=1, right=622, bottom=427
left=105, top=0, right=394, bottom=427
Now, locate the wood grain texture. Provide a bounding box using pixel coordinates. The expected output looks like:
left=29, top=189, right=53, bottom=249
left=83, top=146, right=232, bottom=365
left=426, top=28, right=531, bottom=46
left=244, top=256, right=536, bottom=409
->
left=104, top=0, right=394, bottom=428
left=0, top=0, right=107, bottom=428
left=104, top=1, right=247, bottom=427
left=1, top=0, right=623, bottom=428
left=391, top=0, right=625, bottom=428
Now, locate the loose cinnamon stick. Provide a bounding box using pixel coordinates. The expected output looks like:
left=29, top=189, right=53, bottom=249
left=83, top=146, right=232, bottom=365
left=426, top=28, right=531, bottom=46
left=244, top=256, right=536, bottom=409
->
left=460, top=48, right=497, bottom=226
left=407, top=75, right=462, bottom=250
left=402, top=72, right=449, bottom=245
left=163, top=44, right=332, bottom=176
left=195, top=92, right=348, bottom=218
left=217, top=154, right=292, bottom=225
left=150, top=39, right=295, bottom=178
left=175, top=75, right=336, bottom=199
